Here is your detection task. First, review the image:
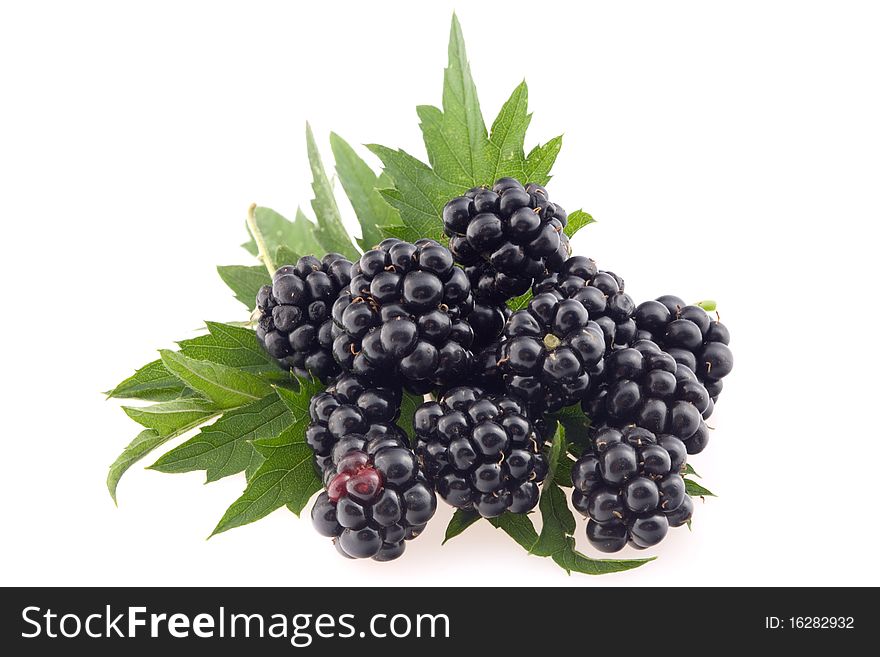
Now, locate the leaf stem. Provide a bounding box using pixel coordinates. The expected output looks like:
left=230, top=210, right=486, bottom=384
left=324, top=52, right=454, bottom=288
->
left=246, top=203, right=277, bottom=277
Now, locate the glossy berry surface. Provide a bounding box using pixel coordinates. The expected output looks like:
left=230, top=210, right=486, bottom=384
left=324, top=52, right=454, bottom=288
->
left=331, top=239, right=477, bottom=393
left=413, top=386, right=546, bottom=517
left=255, top=253, right=354, bottom=383
left=443, top=178, right=571, bottom=304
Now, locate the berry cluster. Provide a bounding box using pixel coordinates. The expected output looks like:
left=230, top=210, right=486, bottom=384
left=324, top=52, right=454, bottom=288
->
left=255, top=253, right=354, bottom=383
left=412, top=386, right=547, bottom=517
left=571, top=425, right=693, bottom=552
left=443, top=178, right=571, bottom=303
left=533, top=256, right=637, bottom=350
left=307, top=374, right=436, bottom=561
left=582, top=340, right=713, bottom=455
left=253, top=180, right=733, bottom=563
left=330, top=239, right=476, bottom=394
left=634, top=296, right=733, bottom=409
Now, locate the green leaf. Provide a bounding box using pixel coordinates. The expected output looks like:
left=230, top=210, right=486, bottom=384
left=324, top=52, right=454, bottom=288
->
left=488, top=512, right=539, bottom=551
left=417, top=15, right=489, bottom=186
left=487, top=81, right=531, bottom=182
left=685, top=479, right=716, bottom=497
left=563, top=210, right=595, bottom=240
left=523, top=135, right=563, bottom=186
left=368, top=145, right=464, bottom=244
left=242, top=206, right=301, bottom=262
left=107, top=430, right=170, bottom=504
left=397, top=391, right=424, bottom=444
left=105, top=359, right=188, bottom=402
left=305, top=123, right=359, bottom=260
left=330, top=132, right=400, bottom=252
left=150, top=392, right=291, bottom=482
left=159, top=350, right=272, bottom=409
left=122, top=398, right=219, bottom=438
left=216, top=265, right=271, bottom=311
left=275, top=376, right=326, bottom=417
left=550, top=405, right=591, bottom=452
left=556, top=455, right=575, bottom=488
left=552, top=536, right=655, bottom=576
left=683, top=463, right=701, bottom=478
left=531, top=480, right=575, bottom=557
left=696, top=300, right=717, bottom=312
left=211, top=425, right=321, bottom=535
left=508, top=290, right=532, bottom=312
left=443, top=508, right=481, bottom=544
left=274, top=245, right=301, bottom=267
left=178, top=322, right=286, bottom=381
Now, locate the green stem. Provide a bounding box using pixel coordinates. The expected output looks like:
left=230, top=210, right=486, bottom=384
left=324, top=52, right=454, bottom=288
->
left=246, top=203, right=276, bottom=277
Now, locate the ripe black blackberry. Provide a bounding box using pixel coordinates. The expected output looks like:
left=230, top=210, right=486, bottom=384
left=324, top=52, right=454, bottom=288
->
left=581, top=340, right=713, bottom=455
left=311, top=446, right=437, bottom=561
left=308, top=374, right=436, bottom=561
left=255, top=253, right=354, bottom=383
left=330, top=238, right=476, bottom=394
left=443, top=178, right=571, bottom=304
left=533, top=256, right=637, bottom=350
left=571, top=424, right=693, bottom=553
left=306, top=374, right=407, bottom=475
left=412, top=386, right=548, bottom=518
left=633, top=296, right=733, bottom=404
left=498, top=292, right=607, bottom=413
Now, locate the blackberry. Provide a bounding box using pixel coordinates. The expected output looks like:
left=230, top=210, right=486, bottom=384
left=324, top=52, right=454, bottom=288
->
left=306, top=374, right=407, bottom=474
left=581, top=340, right=712, bottom=455
left=533, top=256, right=637, bottom=350
left=571, top=424, right=693, bottom=553
left=498, top=292, right=606, bottom=413
left=412, top=386, right=547, bottom=517
left=633, top=296, right=733, bottom=403
left=443, top=178, right=571, bottom=304
left=255, top=253, right=354, bottom=383
left=311, top=446, right=437, bottom=561
left=330, top=238, right=476, bottom=393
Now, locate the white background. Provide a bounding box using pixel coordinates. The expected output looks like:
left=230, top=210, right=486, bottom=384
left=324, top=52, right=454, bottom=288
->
left=1, top=0, right=878, bottom=587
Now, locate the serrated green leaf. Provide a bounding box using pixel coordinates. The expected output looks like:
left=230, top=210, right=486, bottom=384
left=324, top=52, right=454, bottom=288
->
left=122, top=398, right=219, bottom=438
left=563, top=210, right=595, bottom=240
left=305, top=123, right=359, bottom=260
left=105, top=358, right=189, bottom=402
left=417, top=15, right=489, bottom=186
left=523, top=135, right=562, bottom=185
left=368, top=144, right=464, bottom=243
left=150, top=393, right=291, bottom=482
left=330, top=132, right=400, bottom=252
left=556, top=455, right=575, bottom=488
left=160, top=350, right=272, bottom=409
left=216, top=265, right=271, bottom=311
left=531, top=480, right=575, bottom=557
left=684, top=463, right=701, bottom=478
left=107, top=430, right=170, bottom=504
left=487, top=81, right=531, bottom=182
left=685, top=479, right=716, bottom=497
left=211, top=424, right=321, bottom=535
left=443, top=508, right=481, bottom=544
left=397, top=391, right=424, bottom=444
left=551, top=405, right=591, bottom=451
left=552, top=536, right=655, bottom=575
left=488, top=512, right=539, bottom=551
left=275, top=377, right=326, bottom=418
left=242, top=206, right=301, bottom=262
left=508, top=290, right=532, bottom=312
left=178, top=322, right=286, bottom=382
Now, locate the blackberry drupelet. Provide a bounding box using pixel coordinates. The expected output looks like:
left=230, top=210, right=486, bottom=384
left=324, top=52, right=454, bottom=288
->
left=581, top=340, right=713, bottom=455
left=306, top=374, right=406, bottom=475
left=412, top=386, right=547, bottom=517
left=443, top=178, right=571, bottom=304
left=571, top=423, right=693, bottom=553
left=633, top=296, right=733, bottom=404
left=533, top=256, right=637, bottom=350
left=255, top=253, right=354, bottom=383
left=330, top=238, right=476, bottom=394
left=498, top=292, right=607, bottom=413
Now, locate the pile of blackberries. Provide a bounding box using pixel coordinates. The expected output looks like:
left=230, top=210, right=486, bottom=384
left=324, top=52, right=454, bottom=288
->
left=255, top=179, right=732, bottom=562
